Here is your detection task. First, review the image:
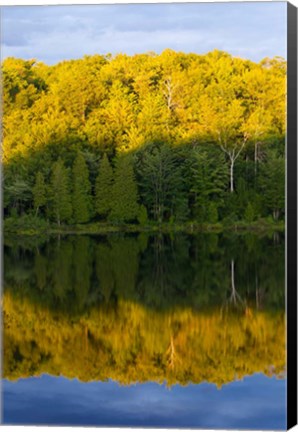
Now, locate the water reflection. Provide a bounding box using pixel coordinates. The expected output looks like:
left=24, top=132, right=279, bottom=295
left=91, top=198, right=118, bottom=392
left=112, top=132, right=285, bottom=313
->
left=3, top=374, right=286, bottom=429
left=3, top=233, right=285, bottom=386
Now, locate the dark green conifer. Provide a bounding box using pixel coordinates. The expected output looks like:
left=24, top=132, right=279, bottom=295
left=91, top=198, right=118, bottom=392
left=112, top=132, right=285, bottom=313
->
left=95, top=154, right=113, bottom=218
left=109, top=154, right=139, bottom=223
left=72, top=153, right=93, bottom=223
left=33, top=171, right=47, bottom=216
left=50, top=158, right=72, bottom=225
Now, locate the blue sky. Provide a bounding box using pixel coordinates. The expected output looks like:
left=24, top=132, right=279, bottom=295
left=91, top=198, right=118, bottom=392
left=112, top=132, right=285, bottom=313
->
left=1, top=2, right=287, bottom=64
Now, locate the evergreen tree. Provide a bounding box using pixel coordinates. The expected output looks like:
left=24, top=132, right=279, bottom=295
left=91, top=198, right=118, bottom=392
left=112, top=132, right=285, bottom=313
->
left=4, top=178, right=32, bottom=216
left=259, top=155, right=285, bottom=220
left=109, top=154, right=139, bottom=223
left=95, top=154, right=113, bottom=218
left=50, top=158, right=72, bottom=225
left=33, top=171, right=47, bottom=216
left=190, top=146, right=228, bottom=222
left=137, top=205, right=148, bottom=225
left=72, top=153, right=93, bottom=223
left=244, top=202, right=255, bottom=223
left=136, top=142, right=184, bottom=223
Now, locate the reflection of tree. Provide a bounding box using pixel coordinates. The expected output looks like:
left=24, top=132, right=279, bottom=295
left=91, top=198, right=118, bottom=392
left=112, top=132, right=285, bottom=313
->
left=95, top=242, right=115, bottom=302
left=136, top=234, right=196, bottom=309
left=165, top=317, right=182, bottom=370
left=228, top=259, right=245, bottom=306
left=51, top=240, right=73, bottom=302
left=110, top=236, right=140, bottom=298
left=153, top=234, right=166, bottom=293
left=3, top=231, right=286, bottom=388
left=34, top=253, right=47, bottom=291
left=3, top=232, right=285, bottom=315
left=73, top=237, right=92, bottom=310
left=3, top=291, right=286, bottom=386
left=166, top=336, right=176, bottom=369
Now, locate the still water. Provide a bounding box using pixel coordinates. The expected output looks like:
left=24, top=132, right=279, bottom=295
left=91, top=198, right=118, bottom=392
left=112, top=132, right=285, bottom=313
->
left=2, top=232, right=286, bottom=429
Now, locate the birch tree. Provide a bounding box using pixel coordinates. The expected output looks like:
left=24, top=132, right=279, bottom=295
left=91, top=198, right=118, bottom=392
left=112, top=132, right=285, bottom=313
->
left=199, top=84, right=247, bottom=193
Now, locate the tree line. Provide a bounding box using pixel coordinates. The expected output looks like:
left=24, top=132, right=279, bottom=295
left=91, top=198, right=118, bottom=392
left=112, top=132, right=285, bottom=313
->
left=2, top=50, right=286, bottom=226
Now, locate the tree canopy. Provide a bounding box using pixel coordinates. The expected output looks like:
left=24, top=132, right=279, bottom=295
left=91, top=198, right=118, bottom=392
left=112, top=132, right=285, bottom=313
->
left=2, top=50, right=286, bottom=226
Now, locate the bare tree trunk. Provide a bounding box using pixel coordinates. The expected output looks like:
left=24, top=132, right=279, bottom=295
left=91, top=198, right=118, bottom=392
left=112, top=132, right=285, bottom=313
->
left=220, top=141, right=246, bottom=193
left=230, top=159, right=234, bottom=193
left=254, top=142, right=258, bottom=176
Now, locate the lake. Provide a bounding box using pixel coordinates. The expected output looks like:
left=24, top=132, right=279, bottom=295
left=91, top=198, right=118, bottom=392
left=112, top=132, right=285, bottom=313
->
left=2, top=232, right=286, bottom=429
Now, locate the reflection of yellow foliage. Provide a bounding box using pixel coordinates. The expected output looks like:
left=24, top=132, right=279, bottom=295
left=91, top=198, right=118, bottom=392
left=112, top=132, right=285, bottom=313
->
left=3, top=292, right=285, bottom=386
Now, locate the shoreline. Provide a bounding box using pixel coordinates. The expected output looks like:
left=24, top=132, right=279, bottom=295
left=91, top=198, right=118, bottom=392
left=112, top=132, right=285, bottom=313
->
left=3, top=220, right=285, bottom=236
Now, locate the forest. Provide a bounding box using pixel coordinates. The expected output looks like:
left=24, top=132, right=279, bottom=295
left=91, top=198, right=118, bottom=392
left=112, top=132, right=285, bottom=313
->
left=2, top=50, right=286, bottom=231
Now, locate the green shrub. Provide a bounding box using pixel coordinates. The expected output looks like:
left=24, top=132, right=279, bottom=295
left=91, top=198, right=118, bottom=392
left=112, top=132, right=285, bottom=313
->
left=4, top=215, right=49, bottom=233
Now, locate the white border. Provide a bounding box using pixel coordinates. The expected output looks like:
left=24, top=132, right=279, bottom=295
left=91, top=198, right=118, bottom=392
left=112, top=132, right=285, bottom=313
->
left=0, top=0, right=297, bottom=5
left=0, top=2, right=297, bottom=432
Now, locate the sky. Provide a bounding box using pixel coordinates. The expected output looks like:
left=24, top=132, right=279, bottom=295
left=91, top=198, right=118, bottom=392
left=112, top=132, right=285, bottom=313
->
left=1, top=2, right=287, bottom=64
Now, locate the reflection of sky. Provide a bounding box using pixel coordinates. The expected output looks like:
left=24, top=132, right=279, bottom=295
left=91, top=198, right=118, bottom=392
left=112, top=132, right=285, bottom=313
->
left=1, top=3, right=286, bottom=64
left=3, top=373, right=286, bottom=429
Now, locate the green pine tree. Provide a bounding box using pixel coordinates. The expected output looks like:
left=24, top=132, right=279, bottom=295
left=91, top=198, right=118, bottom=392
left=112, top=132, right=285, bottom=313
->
left=109, top=154, right=139, bottom=223
left=244, top=202, right=255, bottom=223
left=259, top=155, right=285, bottom=220
left=50, top=159, right=72, bottom=225
left=72, top=153, right=93, bottom=223
left=95, top=154, right=114, bottom=218
left=191, top=147, right=228, bottom=222
left=136, top=142, right=185, bottom=223
left=33, top=172, right=47, bottom=216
